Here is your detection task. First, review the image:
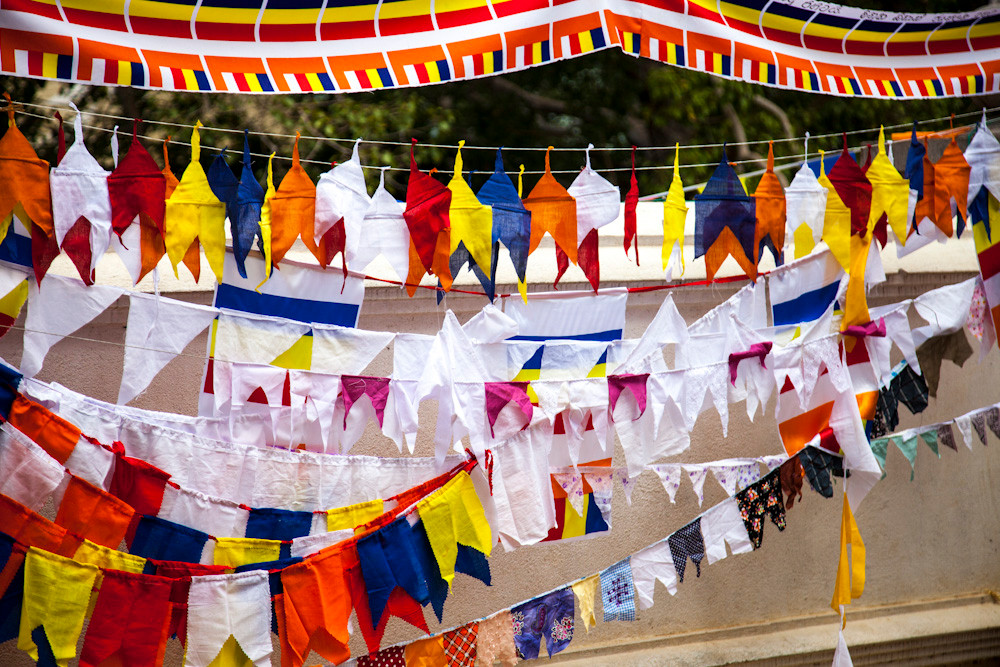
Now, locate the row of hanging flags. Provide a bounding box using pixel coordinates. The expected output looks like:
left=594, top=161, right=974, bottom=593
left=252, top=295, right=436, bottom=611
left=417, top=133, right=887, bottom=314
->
left=3, top=100, right=1000, bottom=325
left=3, top=0, right=1000, bottom=98
left=0, top=166, right=991, bottom=662
left=0, top=277, right=992, bottom=665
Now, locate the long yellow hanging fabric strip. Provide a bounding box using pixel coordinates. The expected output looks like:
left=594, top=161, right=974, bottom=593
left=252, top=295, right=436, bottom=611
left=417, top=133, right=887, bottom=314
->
left=830, top=489, right=866, bottom=621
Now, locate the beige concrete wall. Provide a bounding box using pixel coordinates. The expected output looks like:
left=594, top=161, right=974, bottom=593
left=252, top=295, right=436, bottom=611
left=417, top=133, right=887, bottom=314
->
left=0, top=270, right=998, bottom=665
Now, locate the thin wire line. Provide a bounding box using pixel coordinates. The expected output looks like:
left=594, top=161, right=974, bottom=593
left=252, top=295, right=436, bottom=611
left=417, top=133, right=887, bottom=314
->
left=13, top=105, right=993, bottom=174
left=9, top=98, right=996, bottom=154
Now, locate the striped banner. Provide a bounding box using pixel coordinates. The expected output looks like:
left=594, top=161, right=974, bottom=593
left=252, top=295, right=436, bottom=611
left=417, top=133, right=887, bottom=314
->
left=2, top=0, right=999, bottom=98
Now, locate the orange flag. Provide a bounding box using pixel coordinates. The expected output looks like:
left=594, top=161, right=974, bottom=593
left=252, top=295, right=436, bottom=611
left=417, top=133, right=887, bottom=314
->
left=523, top=147, right=578, bottom=264
left=269, top=132, right=315, bottom=268
left=754, top=141, right=786, bottom=265
left=934, top=137, right=971, bottom=237
left=0, top=95, right=55, bottom=284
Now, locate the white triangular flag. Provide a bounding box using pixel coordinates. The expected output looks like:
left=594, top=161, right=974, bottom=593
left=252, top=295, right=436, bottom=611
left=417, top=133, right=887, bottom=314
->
left=118, top=293, right=218, bottom=404
left=832, top=630, right=854, bottom=667
left=315, top=139, right=371, bottom=267
left=21, top=276, right=121, bottom=377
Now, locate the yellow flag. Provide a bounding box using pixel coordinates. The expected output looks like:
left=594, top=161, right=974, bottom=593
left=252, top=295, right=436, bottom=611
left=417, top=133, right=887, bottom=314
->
left=818, top=150, right=852, bottom=270
left=831, top=491, right=866, bottom=619
left=448, top=140, right=494, bottom=275
left=572, top=574, right=600, bottom=631
left=255, top=152, right=276, bottom=292
left=842, top=231, right=872, bottom=329
left=416, top=471, right=493, bottom=589
left=866, top=126, right=910, bottom=245
left=164, top=121, right=226, bottom=281
left=662, top=143, right=687, bottom=274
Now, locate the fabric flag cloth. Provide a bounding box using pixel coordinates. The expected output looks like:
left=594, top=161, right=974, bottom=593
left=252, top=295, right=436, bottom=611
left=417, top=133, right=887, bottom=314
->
left=935, top=137, right=971, bottom=237
left=476, top=149, right=531, bottom=294
left=784, top=160, right=828, bottom=260
left=571, top=574, right=599, bottom=631
left=524, top=147, right=578, bottom=264
left=667, top=519, right=705, bottom=583
left=662, top=144, right=688, bottom=278
left=830, top=491, right=866, bottom=616
left=18, top=547, right=99, bottom=667
left=866, top=127, right=911, bottom=246
left=415, top=471, right=492, bottom=588
left=403, top=139, right=452, bottom=292
left=214, top=249, right=364, bottom=328
left=694, top=149, right=757, bottom=281
left=827, top=138, right=872, bottom=239
left=184, top=570, right=272, bottom=667
left=49, top=103, right=112, bottom=285
left=119, top=292, right=217, bottom=405
left=734, top=470, right=786, bottom=549
left=442, top=622, right=479, bottom=667
left=316, top=138, right=371, bottom=274
left=268, top=132, right=317, bottom=268
left=770, top=247, right=843, bottom=328
left=966, top=111, right=1000, bottom=235
left=816, top=151, right=852, bottom=270
left=476, top=611, right=518, bottom=667
left=359, top=167, right=411, bottom=282
left=448, top=140, right=494, bottom=287
left=257, top=153, right=277, bottom=285
left=21, top=276, right=121, bottom=378
left=0, top=99, right=56, bottom=285
left=701, top=497, right=754, bottom=564
left=511, top=588, right=575, bottom=659
left=80, top=569, right=173, bottom=667
left=164, top=121, right=226, bottom=282
left=600, top=557, right=637, bottom=621
left=562, top=144, right=620, bottom=290
left=972, top=190, right=1000, bottom=348
left=209, top=131, right=264, bottom=280
left=623, top=146, right=640, bottom=264
left=754, top=142, right=785, bottom=264
left=630, top=541, right=678, bottom=609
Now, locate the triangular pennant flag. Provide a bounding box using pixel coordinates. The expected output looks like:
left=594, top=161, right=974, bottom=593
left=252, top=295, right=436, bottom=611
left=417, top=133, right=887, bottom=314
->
left=524, top=147, right=578, bottom=263
left=965, top=111, right=1000, bottom=236
left=552, top=470, right=585, bottom=516
left=360, top=167, right=411, bottom=282
left=904, top=122, right=926, bottom=219
left=833, top=630, right=854, bottom=667
left=164, top=121, right=226, bottom=281
left=936, top=423, right=958, bottom=451
left=21, top=276, right=121, bottom=377
left=866, top=127, right=910, bottom=246
left=229, top=132, right=265, bottom=279
left=256, top=153, right=276, bottom=289
left=309, top=324, right=394, bottom=376
left=0, top=95, right=56, bottom=285
left=694, top=148, right=757, bottom=281
left=684, top=465, right=709, bottom=506
left=919, top=429, right=940, bottom=458
left=571, top=575, right=599, bottom=631
left=662, top=144, right=688, bottom=277
left=830, top=491, right=865, bottom=614
left=118, top=293, right=218, bottom=404
left=316, top=139, right=371, bottom=267
left=817, top=151, right=852, bottom=270
left=754, top=141, right=785, bottom=265
left=624, top=146, right=640, bottom=264
left=448, top=140, right=494, bottom=283
left=784, top=162, right=828, bottom=260
left=894, top=434, right=918, bottom=479
left=827, top=137, right=872, bottom=239
left=935, top=137, right=971, bottom=237
left=50, top=103, right=112, bottom=285
left=971, top=410, right=988, bottom=445
left=476, top=149, right=531, bottom=290
left=562, top=143, right=618, bottom=290
left=404, top=139, right=452, bottom=291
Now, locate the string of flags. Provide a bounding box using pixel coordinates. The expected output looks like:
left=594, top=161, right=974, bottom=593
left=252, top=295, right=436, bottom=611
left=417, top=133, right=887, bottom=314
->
left=3, top=100, right=1000, bottom=308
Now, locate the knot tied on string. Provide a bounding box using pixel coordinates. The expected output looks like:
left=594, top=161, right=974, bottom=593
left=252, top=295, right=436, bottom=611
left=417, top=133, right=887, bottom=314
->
left=728, top=341, right=773, bottom=385
left=841, top=318, right=886, bottom=339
